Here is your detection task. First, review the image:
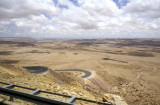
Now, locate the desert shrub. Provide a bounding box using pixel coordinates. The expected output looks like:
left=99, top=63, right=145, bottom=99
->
left=127, top=51, right=154, bottom=57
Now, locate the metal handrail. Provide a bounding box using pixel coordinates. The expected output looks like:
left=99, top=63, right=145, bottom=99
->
left=0, top=81, right=111, bottom=105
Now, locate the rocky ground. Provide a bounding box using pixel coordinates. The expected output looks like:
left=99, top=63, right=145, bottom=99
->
left=0, top=38, right=160, bottom=105
left=0, top=64, right=103, bottom=105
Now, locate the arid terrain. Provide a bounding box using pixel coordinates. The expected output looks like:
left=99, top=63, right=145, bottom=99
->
left=0, top=37, right=160, bottom=105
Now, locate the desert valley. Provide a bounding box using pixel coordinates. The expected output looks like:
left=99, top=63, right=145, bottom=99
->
left=0, top=37, right=160, bottom=105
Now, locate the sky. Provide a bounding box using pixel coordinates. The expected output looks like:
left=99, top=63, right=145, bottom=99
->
left=0, top=0, right=160, bottom=38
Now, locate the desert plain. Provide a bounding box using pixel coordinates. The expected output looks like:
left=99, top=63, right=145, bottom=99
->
left=0, top=37, right=160, bottom=105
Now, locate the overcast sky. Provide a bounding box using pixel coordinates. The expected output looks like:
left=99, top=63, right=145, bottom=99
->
left=0, top=0, right=160, bottom=38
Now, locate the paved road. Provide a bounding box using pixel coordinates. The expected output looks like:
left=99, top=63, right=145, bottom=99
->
left=24, top=66, right=92, bottom=78
left=24, top=66, right=49, bottom=73
left=54, top=69, right=91, bottom=78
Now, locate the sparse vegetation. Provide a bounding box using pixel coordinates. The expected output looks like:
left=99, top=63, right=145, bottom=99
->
left=27, top=50, right=50, bottom=53
left=0, top=60, right=20, bottom=64
left=116, top=40, right=160, bottom=47
left=0, top=38, right=160, bottom=105
left=0, top=51, right=13, bottom=55
left=102, top=58, right=128, bottom=63
left=0, top=40, right=35, bottom=47
left=127, top=51, right=154, bottom=57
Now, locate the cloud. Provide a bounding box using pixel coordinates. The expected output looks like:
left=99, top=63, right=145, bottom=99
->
left=0, top=0, right=160, bottom=38
left=123, top=0, right=160, bottom=18
left=0, top=0, right=57, bottom=20
left=82, top=0, right=122, bottom=17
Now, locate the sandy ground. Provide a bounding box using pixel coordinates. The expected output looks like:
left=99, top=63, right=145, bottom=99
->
left=0, top=38, right=160, bottom=105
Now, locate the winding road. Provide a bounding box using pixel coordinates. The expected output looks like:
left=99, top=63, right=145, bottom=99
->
left=23, top=66, right=49, bottom=73
left=54, top=69, right=91, bottom=78
left=24, top=66, right=92, bottom=78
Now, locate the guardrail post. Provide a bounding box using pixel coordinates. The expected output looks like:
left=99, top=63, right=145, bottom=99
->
left=31, top=89, right=41, bottom=95
left=0, top=81, right=112, bottom=105
left=9, top=97, right=14, bottom=101
left=5, top=84, right=14, bottom=89
left=67, top=96, right=76, bottom=103
left=5, top=84, right=14, bottom=101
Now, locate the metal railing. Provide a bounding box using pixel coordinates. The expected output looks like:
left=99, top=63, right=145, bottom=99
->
left=0, top=81, right=111, bottom=105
